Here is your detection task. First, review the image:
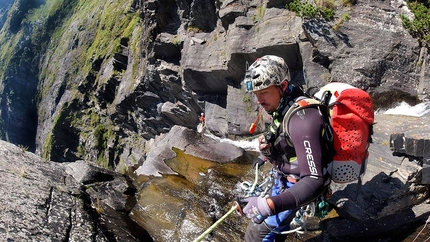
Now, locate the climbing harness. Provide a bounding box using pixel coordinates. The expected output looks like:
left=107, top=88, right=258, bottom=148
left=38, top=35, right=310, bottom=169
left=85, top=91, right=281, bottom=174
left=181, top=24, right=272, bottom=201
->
left=238, top=165, right=330, bottom=236
left=283, top=203, right=316, bottom=235
left=240, top=164, right=274, bottom=198
left=273, top=195, right=329, bottom=235
left=193, top=164, right=329, bottom=241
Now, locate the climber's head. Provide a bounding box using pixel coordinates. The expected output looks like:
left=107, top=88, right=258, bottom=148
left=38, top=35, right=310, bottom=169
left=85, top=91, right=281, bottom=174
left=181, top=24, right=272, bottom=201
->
left=243, top=55, right=290, bottom=112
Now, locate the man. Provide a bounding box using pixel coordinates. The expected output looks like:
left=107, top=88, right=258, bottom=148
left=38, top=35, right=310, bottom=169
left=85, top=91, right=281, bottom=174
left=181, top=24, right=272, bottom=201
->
left=240, top=55, right=330, bottom=241
left=199, top=113, right=205, bottom=125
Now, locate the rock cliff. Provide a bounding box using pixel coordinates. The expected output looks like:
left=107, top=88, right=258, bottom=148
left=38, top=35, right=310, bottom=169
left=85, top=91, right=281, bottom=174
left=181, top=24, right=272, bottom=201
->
left=0, top=0, right=428, bottom=171
left=1, top=113, right=429, bottom=241
left=0, top=139, right=151, bottom=241
left=0, top=0, right=430, bottom=241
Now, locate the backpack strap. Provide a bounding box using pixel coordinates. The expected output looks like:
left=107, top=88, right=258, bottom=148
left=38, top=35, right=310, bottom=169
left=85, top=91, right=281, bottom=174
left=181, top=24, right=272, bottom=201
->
left=355, top=124, right=374, bottom=200
left=281, top=97, right=326, bottom=147
left=278, top=94, right=335, bottom=173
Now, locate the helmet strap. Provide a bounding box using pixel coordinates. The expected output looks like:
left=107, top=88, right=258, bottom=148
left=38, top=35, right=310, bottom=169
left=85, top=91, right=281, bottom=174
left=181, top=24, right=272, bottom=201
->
left=271, top=83, right=294, bottom=119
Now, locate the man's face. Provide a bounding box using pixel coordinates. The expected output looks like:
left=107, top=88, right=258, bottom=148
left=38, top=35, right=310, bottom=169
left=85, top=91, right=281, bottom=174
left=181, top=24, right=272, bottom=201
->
left=253, top=85, right=282, bottom=113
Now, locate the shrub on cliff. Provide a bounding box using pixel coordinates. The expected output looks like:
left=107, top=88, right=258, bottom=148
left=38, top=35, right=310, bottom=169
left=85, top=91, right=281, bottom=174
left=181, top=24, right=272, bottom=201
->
left=400, top=0, right=430, bottom=47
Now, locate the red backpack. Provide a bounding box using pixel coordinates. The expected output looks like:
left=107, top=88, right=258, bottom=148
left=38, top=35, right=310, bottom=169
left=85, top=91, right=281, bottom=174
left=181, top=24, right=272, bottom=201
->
left=284, top=82, right=374, bottom=183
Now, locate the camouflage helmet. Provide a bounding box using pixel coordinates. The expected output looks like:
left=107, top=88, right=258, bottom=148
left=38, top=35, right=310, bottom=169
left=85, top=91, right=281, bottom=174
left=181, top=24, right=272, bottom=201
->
left=243, top=55, right=290, bottom=92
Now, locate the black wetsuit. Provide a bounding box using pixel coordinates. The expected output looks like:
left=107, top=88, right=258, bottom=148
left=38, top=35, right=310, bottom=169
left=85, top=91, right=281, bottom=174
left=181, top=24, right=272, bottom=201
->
left=270, top=106, right=328, bottom=212
left=245, top=85, right=329, bottom=241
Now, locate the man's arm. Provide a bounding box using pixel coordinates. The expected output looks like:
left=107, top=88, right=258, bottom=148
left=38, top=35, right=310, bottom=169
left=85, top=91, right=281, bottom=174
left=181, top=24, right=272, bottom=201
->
left=270, top=107, right=326, bottom=213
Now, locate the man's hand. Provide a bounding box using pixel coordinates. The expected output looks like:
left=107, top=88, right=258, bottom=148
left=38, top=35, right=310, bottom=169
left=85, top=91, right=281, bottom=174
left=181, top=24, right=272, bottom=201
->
left=258, top=135, right=272, bottom=155
left=240, top=197, right=273, bottom=224
left=252, top=157, right=265, bottom=169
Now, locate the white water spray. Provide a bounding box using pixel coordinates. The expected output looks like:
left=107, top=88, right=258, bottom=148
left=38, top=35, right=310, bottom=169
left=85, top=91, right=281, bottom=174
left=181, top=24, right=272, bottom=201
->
left=383, top=101, right=430, bottom=117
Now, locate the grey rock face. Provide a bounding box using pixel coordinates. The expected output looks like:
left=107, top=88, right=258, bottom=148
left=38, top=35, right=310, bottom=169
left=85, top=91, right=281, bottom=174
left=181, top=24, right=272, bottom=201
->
left=302, top=1, right=421, bottom=94
left=1, top=0, right=428, bottom=173
left=1, top=0, right=430, bottom=241
left=1, top=111, right=429, bottom=241
left=0, top=140, right=96, bottom=241
left=0, top=140, right=150, bottom=241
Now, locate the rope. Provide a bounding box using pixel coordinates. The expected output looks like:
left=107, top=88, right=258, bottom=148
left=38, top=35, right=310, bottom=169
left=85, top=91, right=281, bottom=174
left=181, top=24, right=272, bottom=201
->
left=192, top=204, right=238, bottom=242
left=278, top=226, right=305, bottom=235
left=412, top=216, right=430, bottom=242
left=249, top=164, right=259, bottom=194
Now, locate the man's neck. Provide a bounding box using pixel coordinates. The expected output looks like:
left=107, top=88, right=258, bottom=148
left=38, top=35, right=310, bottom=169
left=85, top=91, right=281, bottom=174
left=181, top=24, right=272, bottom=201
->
left=272, top=84, right=303, bottom=119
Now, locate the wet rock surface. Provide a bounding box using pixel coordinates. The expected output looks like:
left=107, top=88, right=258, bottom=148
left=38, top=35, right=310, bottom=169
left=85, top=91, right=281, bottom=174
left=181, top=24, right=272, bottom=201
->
left=2, top=113, right=429, bottom=242
left=1, top=0, right=430, bottom=241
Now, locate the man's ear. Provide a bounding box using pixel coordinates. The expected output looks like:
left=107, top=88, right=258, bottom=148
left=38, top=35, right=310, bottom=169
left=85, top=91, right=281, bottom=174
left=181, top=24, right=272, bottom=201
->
left=280, top=80, right=289, bottom=91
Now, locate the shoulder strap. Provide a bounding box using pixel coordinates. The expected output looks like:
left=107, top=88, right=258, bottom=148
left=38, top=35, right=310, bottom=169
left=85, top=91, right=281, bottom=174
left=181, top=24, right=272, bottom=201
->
left=281, top=97, right=323, bottom=147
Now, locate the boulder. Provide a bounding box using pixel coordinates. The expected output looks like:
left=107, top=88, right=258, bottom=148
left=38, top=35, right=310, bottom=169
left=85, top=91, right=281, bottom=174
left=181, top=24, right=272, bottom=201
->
left=134, top=125, right=251, bottom=177
left=0, top=140, right=150, bottom=241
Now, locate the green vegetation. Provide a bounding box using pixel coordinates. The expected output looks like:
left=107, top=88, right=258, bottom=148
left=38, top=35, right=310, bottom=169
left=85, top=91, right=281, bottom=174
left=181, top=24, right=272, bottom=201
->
left=333, top=13, right=351, bottom=30
left=20, top=166, right=27, bottom=178
left=41, top=130, right=54, bottom=160
left=95, top=197, right=102, bottom=214
left=83, top=2, right=138, bottom=73
left=123, top=14, right=141, bottom=39
left=18, top=144, right=29, bottom=152
left=0, top=0, right=142, bottom=165
left=94, top=124, right=108, bottom=166
left=251, top=5, right=266, bottom=23
left=250, top=5, right=266, bottom=32
left=400, top=1, right=430, bottom=46
left=286, top=0, right=335, bottom=20
left=40, top=103, right=70, bottom=160
left=130, top=28, right=142, bottom=79
left=186, top=25, right=201, bottom=33
left=241, top=90, right=254, bottom=113
left=172, top=35, right=179, bottom=46
left=321, top=72, right=331, bottom=81
left=94, top=123, right=115, bottom=168
left=316, top=0, right=336, bottom=9
left=31, top=0, right=142, bottom=101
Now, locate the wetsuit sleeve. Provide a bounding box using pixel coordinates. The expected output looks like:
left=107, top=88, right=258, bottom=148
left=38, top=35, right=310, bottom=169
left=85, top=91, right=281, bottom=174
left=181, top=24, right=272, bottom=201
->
left=270, top=107, right=326, bottom=213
